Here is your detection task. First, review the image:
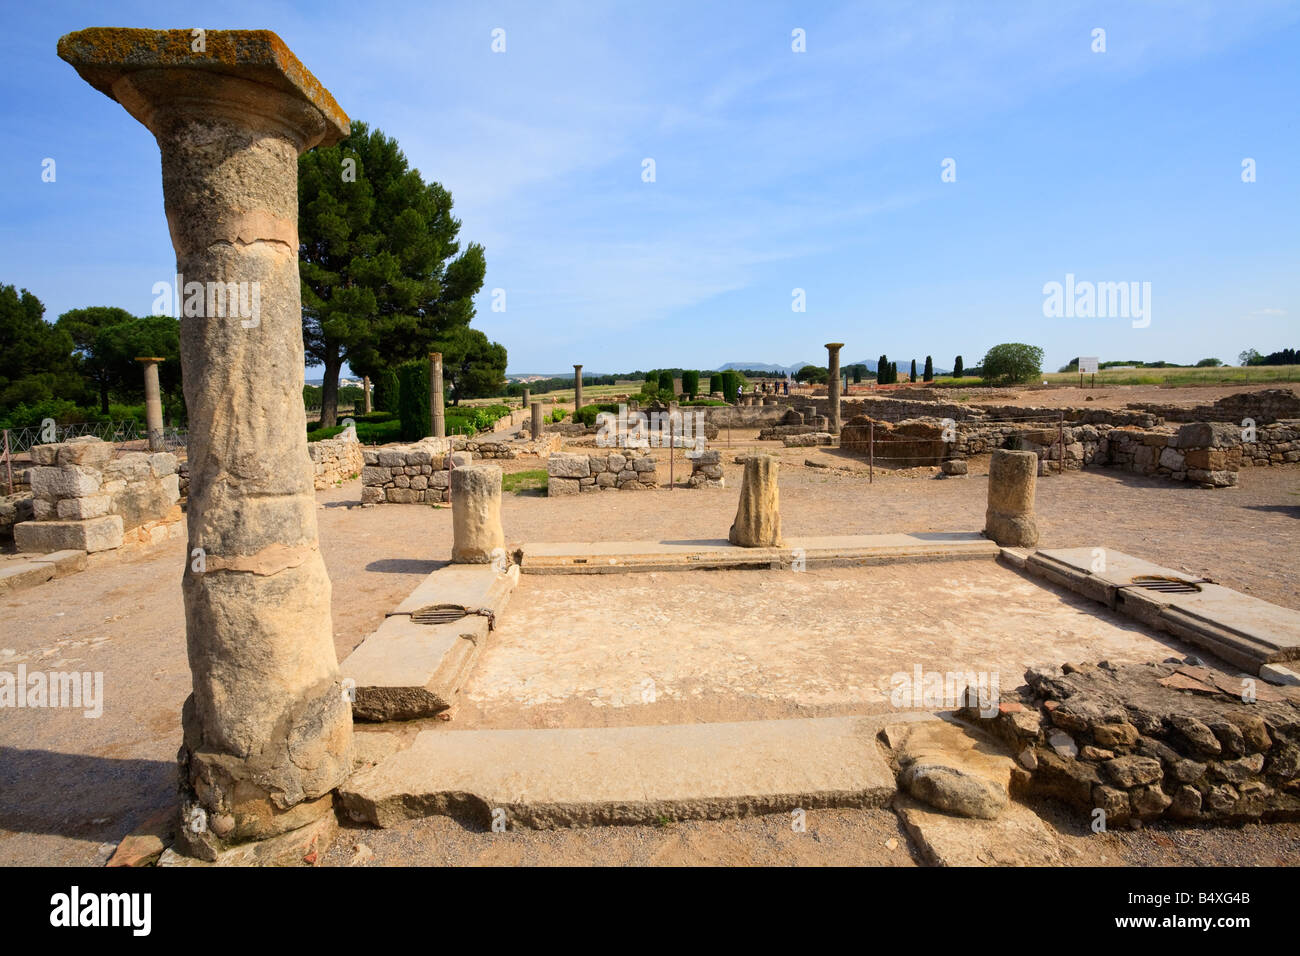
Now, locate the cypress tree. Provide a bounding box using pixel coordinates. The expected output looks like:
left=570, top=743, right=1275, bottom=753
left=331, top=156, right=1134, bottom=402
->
left=954, top=355, right=964, bottom=378
left=924, top=355, right=933, bottom=381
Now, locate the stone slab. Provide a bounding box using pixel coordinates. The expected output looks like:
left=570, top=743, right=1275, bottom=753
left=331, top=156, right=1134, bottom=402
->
left=0, top=561, right=56, bottom=595
left=1025, top=548, right=1300, bottom=673
left=339, top=715, right=916, bottom=829
left=28, top=549, right=88, bottom=577
left=390, top=563, right=518, bottom=621
left=519, top=532, right=999, bottom=574
left=894, top=794, right=1064, bottom=866
left=342, top=614, right=489, bottom=721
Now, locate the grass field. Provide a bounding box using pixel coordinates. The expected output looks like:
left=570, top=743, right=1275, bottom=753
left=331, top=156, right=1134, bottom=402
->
left=931, top=365, right=1300, bottom=388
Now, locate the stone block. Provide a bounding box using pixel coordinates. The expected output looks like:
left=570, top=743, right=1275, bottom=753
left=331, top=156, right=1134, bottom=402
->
left=14, top=515, right=123, bottom=553
left=56, top=494, right=111, bottom=520
left=548, top=453, right=590, bottom=478
left=548, top=477, right=580, bottom=496
left=57, top=438, right=114, bottom=467
left=30, top=465, right=101, bottom=500
left=148, top=452, right=179, bottom=476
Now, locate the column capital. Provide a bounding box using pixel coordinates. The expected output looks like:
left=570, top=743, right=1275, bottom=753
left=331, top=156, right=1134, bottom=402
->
left=824, top=342, right=845, bottom=351
left=57, top=28, right=349, bottom=147
left=135, top=356, right=166, bottom=363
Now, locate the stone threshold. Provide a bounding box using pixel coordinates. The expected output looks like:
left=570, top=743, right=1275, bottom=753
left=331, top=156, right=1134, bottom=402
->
left=1007, top=546, right=1300, bottom=678
left=339, top=713, right=933, bottom=830
left=341, top=563, right=519, bottom=721
left=517, top=531, right=1000, bottom=574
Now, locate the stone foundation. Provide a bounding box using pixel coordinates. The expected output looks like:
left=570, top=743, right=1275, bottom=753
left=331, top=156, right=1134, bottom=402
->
left=361, top=438, right=456, bottom=504
left=962, top=660, right=1300, bottom=827
left=548, top=450, right=659, bottom=494
left=687, top=449, right=724, bottom=487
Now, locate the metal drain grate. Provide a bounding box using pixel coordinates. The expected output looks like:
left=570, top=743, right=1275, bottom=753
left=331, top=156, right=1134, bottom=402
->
left=411, top=604, right=469, bottom=625
left=1129, top=575, right=1201, bottom=594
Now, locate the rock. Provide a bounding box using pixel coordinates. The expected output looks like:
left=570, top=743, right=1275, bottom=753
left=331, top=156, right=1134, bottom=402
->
left=1102, top=756, right=1163, bottom=788
left=941, top=459, right=968, bottom=476
left=728, top=454, right=783, bottom=548
left=1210, top=754, right=1265, bottom=785
left=894, top=795, right=1063, bottom=866
left=1093, top=723, right=1139, bottom=749
left=1169, top=785, right=1202, bottom=820
left=548, top=453, right=590, bottom=478
left=1080, top=746, right=1114, bottom=761
left=548, top=476, right=579, bottom=496
left=14, top=515, right=124, bottom=554
left=1092, top=785, right=1131, bottom=826
left=1168, top=715, right=1222, bottom=756
left=1048, top=731, right=1078, bottom=758
left=1171, top=758, right=1207, bottom=783
left=903, top=764, right=1008, bottom=820
left=1130, top=784, right=1173, bottom=820
left=1031, top=751, right=1100, bottom=805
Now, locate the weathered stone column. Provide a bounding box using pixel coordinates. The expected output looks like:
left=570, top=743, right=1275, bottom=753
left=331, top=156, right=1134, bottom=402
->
left=531, top=401, right=543, bottom=440
left=136, top=356, right=165, bottom=450
left=59, top=29, right=353, bottom=861
left=429, top=352, right=446, bottom=438
left=984, top=449, right=1040, bottom=547
left=573, top=364, right=583, bottom=412
left=362, top=375, right=372, bottom=415
left=521, top=387, right=530, bottom=410
left=729, top=454, right=783, bottom=547
left=451, top=464, right=504, bottom=563
left=825, top=342, right=844, bottom=434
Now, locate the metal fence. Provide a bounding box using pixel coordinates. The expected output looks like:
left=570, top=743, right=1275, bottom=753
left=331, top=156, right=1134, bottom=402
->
left=2, top=420, right=187, bottom=456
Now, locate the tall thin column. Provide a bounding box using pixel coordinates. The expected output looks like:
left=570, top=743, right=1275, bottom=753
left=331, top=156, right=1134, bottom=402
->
left=531, top=401, right=543, bottom=440
left=573, top=364, right=583, bottom=412
left=430, top=352, right=445, bottom=438
left=136, top=356, right=165, bottom=450
left=825, top=342, right=844, bottom=434
left=60, top=28, right=353, bottom=860
left=362, top=374, right=372, bottom=414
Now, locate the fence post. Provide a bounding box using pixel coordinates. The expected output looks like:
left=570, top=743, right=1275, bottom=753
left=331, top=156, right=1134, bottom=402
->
left=1058, top=410, right=1064, bottom=475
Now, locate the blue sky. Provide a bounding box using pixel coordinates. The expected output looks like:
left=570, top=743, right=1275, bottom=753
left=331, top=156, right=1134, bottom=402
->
left=2, top=1, right=1297, bottom=376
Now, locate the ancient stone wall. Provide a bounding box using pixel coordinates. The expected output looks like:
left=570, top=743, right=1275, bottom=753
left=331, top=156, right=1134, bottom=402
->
left=688, top=449, right=724, bottom=487
left=307, top=435, right=363, bottom=489
left=962, top=661, right=1300, bottom=827
left=1129, top=388, right=1300, bottom=425
left=548, top=450, right=659, bottom=494
left=360, top=438, right=456, bottom=504
left=15, top=437, right=181, bottom=552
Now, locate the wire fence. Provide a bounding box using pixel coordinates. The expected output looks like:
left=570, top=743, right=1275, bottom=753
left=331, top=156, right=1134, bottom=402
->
left=2, top=421, right=187, bottom=456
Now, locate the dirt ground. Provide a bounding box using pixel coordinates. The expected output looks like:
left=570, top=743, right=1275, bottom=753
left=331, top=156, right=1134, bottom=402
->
left=1, top=431, right=1297, bottom=867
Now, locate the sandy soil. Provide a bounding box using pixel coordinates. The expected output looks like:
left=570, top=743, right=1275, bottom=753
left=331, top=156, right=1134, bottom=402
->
left=1, top=438, right=1297, bottom=866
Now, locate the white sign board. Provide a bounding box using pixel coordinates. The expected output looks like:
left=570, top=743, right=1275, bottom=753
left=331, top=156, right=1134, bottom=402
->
left=1078, top=356, right=1099, bottom=375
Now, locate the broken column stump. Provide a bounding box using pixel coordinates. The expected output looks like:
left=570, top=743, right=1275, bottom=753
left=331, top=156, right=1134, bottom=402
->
left=729, top=454, right=783, bottom=547
left=451, top=463, right=505, bottom=563
left=985, top=449, right=1040, bottom=547
left=59, top=28, right=354, bottom=861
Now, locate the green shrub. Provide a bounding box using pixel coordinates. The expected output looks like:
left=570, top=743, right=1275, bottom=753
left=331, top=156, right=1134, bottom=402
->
left=397, top=360, right=430, bottom=441
left=657, top=370, right=674, bottom=393
left=574, top=402, right=620, bottom=427
left=708, top=373, right=723, bottom=395
left=681, top=370, right=699, bottom=398
left=373, top=368, right=400, bottom=414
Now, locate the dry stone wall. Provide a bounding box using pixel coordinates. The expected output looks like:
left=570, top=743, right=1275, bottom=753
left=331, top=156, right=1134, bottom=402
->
left=361, top=438, right=455, bottom=504
left=15, top=436, right=180, bottom=552
left=307, top=435, right=363, bottom=489
left=548, top=450, right=659, bottom=494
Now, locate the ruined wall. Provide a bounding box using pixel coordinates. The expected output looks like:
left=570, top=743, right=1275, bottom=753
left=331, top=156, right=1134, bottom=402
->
left=307, top=435, right=363, bottom=489
left=963, top=661, right=1300, bottom=827
left=687, top=449, right=724, bottom=487
left=1129, top=388, right=1300, bottom=425
left=548, top=450, right=659, bottom=494
left=15, top=437, right=181, bottom=552
left=360, top=438, right=456, bottom=504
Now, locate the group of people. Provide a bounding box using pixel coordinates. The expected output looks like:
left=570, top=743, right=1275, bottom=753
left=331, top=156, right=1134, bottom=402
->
left=740, top=379, right=791, bottom=399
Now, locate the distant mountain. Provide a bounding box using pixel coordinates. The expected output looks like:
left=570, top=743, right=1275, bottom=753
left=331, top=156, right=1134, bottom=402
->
left=720, top=358, right=952, bottom=376
left=718, top=361, right=815, bottom=375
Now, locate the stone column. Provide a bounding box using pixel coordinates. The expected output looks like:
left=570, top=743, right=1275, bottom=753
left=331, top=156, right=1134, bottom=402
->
left=60, top=29, right=353, bottom=861
left=573, top=364, right=583, bottom=412
left=521, top=387, right=530, bottom=410
left=530, top=401, right=543, bottom=440
left=825, top=342, right=844, bottom=434
left=362, top=375, right=372, bottom=415
left=729, top=454, right=783, bottom=547
left=136, top=356, right=165, bottom=450
left=430, top=352, right=445, bottom=438
left=984, top=449, right=1040, bottom=547
left=451, top=464, right=504, bottom=563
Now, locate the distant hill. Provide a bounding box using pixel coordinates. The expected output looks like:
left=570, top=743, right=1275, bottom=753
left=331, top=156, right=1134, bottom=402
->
left=721, top=359, right=952, bottom=376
